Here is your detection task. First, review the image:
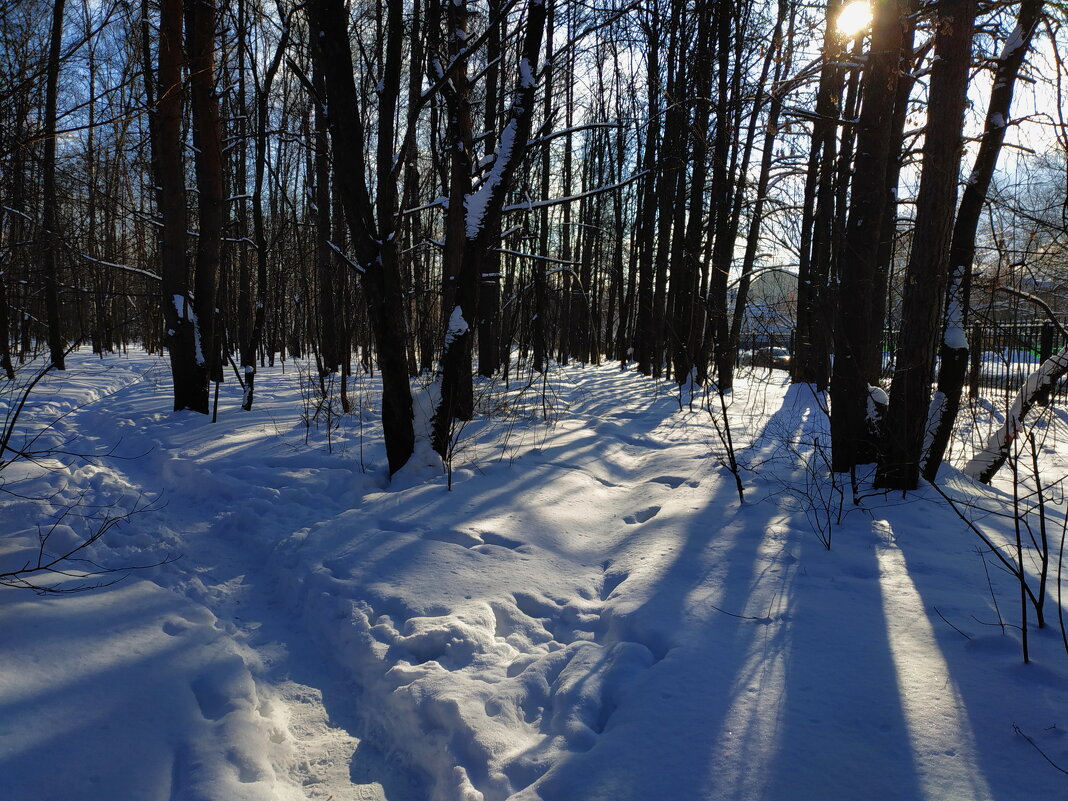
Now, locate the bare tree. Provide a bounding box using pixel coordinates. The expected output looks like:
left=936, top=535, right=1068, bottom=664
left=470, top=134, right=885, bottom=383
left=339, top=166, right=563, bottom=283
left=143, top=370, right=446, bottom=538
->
left=830, top=0, right=909, bottom=472
left=308, top=0, right=415, bottom=474
left=431, top=0, right=549, bottom=457
left=40, top=0, right=68, bottom=370
left=922, top=0, right=1045, bottom=480
left=157, top=0, right=205, bottom=412
left=877, top=0, right=977, bottom=490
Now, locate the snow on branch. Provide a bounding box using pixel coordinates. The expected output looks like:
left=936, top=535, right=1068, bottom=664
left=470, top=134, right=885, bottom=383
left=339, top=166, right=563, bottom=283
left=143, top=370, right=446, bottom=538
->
left=402, top=196, right=449, bottom=216
left=527, top=122, right=620, bottom=148
left=501, top=170, right=649, bottom=214
left=327, top=241, right=366, bottom=274
left=466, top=119, right=519, bottom=237
left=80, top=254, right=162, bottom=282
left=493, top=247, right=578, bottom=265
left=962, top=287, right=1068, bottom=483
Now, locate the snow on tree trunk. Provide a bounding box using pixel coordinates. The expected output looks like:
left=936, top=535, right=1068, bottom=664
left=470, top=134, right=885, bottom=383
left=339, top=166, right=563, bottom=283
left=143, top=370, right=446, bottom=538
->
left=964, top=348, right=1068, bottom=484
left=431, top=0, right=548, bottom=459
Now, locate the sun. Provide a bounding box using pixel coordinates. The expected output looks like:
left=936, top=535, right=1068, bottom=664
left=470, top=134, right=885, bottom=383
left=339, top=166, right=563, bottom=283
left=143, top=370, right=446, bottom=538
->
left=836, top=1, right=873, bottom=38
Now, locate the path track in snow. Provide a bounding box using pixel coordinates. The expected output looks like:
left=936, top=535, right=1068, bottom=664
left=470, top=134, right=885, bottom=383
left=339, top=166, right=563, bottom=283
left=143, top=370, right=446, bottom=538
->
left=54, top=355, right=424, bottom=800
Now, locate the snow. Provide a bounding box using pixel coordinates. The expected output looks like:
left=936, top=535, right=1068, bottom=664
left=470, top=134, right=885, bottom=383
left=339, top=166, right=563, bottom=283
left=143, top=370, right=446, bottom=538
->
left=999, top=23, right=1026, bottom=61
left=518, top=58, right=534, bottom=90
left=444, top=305, right=469, bottom=348
left=921, top=391, right=947, bottom=467
left=466, top=120, right=518, bottom=239
left=866, top=383, right=888, bottom=424
left=943, top=291, right=968, bottom=351
left=2, top=350, right=1068, bottom=801
left=190, top=305, right=205, bottom=367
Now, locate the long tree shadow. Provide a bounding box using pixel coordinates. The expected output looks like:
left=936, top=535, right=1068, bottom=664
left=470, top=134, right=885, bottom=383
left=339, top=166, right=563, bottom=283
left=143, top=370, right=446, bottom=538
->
left=874, top=482, right=1064, bottom=800
left=531, top=386, right=929, bottom=800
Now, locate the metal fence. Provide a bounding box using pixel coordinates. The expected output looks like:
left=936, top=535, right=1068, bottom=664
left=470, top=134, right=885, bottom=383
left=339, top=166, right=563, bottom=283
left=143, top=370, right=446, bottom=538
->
left=740, top=319, right=1068, bottom=406
left=881, top=320, right=1068, bottom=404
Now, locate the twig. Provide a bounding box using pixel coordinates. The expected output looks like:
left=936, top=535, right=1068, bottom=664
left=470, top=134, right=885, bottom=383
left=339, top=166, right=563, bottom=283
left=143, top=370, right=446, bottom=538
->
left=933, top=606, right=972, bottom=640
left=976, top=545, right=1006, bottom=632
left=1014, top=724, right=1068, bottom=776
left=709, top=603, right=771, bottom=622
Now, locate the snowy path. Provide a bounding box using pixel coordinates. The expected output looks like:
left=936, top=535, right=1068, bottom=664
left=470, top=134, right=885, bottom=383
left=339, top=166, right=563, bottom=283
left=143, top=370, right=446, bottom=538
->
left=1, top=355, right=422, bottom=800
left=3, top=351, right=1068, bottom=801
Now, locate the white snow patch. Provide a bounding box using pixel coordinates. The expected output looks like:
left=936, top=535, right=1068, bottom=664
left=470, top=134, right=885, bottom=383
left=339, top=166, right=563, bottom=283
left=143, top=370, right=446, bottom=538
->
left=444, top=305, right=469, bottom=349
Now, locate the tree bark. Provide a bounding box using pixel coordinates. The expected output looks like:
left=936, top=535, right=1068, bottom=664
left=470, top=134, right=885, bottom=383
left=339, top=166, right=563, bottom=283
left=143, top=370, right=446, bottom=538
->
left=876, top=0, right=976, bottom=490
left=830, top=0, right=908, bottom=471
left=922, top=0, right=1044, bottom=480
left=158, top=0, right=203, bottom=412
left=241, top=4, right=291, bottom=410
left=672, top=1, right=712, bottom=387
left=310, top=0, right=414, bottom=475
left=432, top=0, right=548, bottom=456
left=793, top=1, right=844, bottom=389
left=478, top=0, right=503, bottom=379
left=312, top=30, right=338, bottom=375
left=0, top=207, right=14, bottom=378
left=41, top=0, right=67, bottom=370
left=707, top=0, right=738, bottom=388
left=186, top=0, right=223, bottom=396
left=634, top=11, right=660, bottom=376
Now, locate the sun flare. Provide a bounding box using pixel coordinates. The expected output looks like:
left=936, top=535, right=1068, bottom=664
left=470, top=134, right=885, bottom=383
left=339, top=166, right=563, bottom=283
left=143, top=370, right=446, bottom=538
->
left=836, top=1, right=873, bottom=38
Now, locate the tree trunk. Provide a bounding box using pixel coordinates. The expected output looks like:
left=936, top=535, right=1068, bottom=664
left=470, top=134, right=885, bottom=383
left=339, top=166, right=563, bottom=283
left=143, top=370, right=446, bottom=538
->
left=41, top=0, right=67, bottom=370
left=870, top=19, right=919, bottom=386
left=241, top=10, right=291, bottom=410
left=0, top=207, right=14, bottom=378
left=830, top=0, right=908, bottom=471
left=312, top=34, right=338, bottom=375
left=158, top=0, right=203, bottom=411
left=310, top=0, right=414, bottom=475
left=707, top=0, right=737, bottom=388
left=876, top=0, right=976, bottom=490
left=186, top=0, right=223, bottom=396
left=634, top=12, right=660, bottom=376
left=922, top=0, right=1044, bottom=480
left=532, top=0, right=555, bottom=374
left=478, top=0, right=503, bottom=378
left=792, top=2, right=844, bottom=389
left=672, top=1, right=712, bottom=387
left=432, top=0, right=548, bottom=456
left=434, top=0, right=478, bottom=451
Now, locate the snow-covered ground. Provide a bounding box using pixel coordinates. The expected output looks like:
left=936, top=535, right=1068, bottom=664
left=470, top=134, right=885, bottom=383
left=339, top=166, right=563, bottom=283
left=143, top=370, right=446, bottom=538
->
left=2, top=349, right=1067, bottom=801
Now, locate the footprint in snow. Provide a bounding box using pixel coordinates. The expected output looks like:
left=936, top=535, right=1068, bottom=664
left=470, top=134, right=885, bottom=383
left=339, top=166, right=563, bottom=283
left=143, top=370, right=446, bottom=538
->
left=599, top=570, right=629, bottom=601
left=648, top=475, right=689, bottom=489
left=191, top=675, right=234, bottom=721
left=422, top=528, right=483, bottom=548
left=623, top=505, right=660, bottom=525
left=476, top=531, right=523, bottom=550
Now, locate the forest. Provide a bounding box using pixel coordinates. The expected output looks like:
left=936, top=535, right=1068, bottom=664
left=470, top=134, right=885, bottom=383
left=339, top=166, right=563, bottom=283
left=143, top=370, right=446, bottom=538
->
left=4, top=0, right=1068, bottom=799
